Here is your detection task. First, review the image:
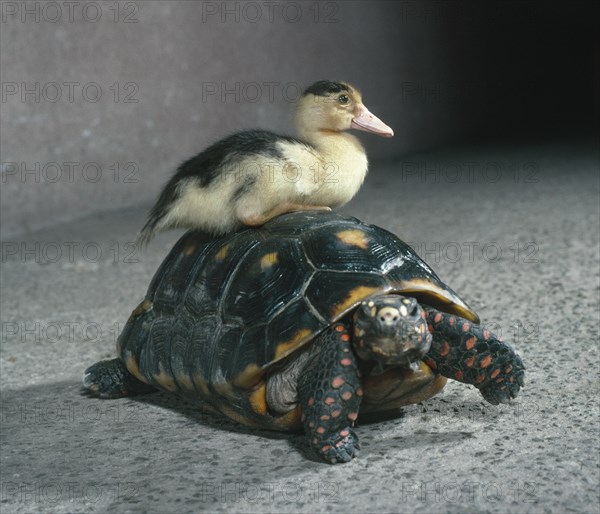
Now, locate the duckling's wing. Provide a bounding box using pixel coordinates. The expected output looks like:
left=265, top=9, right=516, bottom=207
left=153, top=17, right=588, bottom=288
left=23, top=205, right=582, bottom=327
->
left=137, top=130, right=312, bottom=245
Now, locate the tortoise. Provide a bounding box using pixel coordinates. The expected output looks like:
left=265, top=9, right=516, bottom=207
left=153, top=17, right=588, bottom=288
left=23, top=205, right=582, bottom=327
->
left=83, top=211, right=525, bottom=463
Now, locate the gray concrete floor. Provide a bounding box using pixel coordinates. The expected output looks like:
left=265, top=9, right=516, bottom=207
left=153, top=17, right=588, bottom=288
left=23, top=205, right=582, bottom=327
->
left=1, top=144, right=599, bottom=513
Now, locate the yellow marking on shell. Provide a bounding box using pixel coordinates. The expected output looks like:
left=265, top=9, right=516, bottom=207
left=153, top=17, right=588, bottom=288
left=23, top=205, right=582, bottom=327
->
left=260, top=252, right=279, bottom=270
left=153, top=365, right=177, bottom=392
left=273, top=405, right=303, bottom=431
left=127, top=299, right=153, bottom=323
left=274, top=328, right=313, bottom=360
left=215, top=244, right=229, bottom=261
left=249, top=383, right=268, bottom=415
left=367, top=301, right=375, bottom=308
left=397, top=278, right=480, bottom=323
left=176, top=372, right=195, bottom=391
left=212, top=381, right=233, bottom=397
left=336, top=229, right=370, bottom=250
left=233, top=363, right=264, bottom=389
left=332, top=286, right=382, bottom=318
left=183, top=243, right=197, bottom=256
left=354, top=327, right=365, bottom=337
left=402, top=298, right=411, bottom=305
left=400, top=305, right=408, bottom=317
left=192, top=373, right=210, bottom=397
left=125, top=354, right=149, bottom=384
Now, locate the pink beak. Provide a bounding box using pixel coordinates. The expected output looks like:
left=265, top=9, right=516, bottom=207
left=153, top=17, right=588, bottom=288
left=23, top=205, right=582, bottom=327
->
left=351, top=104, right=394, bottom=137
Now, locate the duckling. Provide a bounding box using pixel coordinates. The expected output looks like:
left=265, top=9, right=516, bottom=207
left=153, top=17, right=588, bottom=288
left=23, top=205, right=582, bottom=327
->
left=137, top=80, right=393, bottom=245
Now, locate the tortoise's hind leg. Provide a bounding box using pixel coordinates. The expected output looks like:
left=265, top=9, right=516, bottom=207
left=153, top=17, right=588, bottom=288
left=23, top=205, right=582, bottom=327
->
left=297, top=322, right=363, bottom=464
left=83, top=358, right=157, bottom=399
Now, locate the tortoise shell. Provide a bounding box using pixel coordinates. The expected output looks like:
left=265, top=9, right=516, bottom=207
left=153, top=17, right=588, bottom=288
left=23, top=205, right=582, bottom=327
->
left=117, top=211, right=478, bottom=400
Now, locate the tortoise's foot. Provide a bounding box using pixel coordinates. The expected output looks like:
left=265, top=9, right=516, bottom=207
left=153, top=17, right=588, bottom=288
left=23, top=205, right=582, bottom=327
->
left=478, top=353, right=525, bottom=405
left=314, top=427, right=360, bottom=464
left=83, top=358, right=156, bottom=399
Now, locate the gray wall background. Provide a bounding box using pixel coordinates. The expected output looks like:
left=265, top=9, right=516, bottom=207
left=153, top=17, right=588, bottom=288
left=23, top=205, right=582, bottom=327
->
left=1, top=0, right=598, bottom=237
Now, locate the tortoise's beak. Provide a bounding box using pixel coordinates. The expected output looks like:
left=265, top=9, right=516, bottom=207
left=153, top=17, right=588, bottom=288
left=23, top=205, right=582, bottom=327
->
left=351, top=104, right=394, bottom=137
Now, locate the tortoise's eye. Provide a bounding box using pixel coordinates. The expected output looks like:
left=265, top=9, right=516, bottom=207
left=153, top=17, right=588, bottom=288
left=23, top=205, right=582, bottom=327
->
left=338, top=94, right=349, bottom=104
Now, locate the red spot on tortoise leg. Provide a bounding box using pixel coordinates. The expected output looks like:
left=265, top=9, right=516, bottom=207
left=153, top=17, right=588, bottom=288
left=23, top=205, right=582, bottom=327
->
left=340, top=429, right=350, bottom=437
left=307, top=398, right=315, bottom=406
left=474, top=375, right=485, bottom=384
left=465, top=337, right=477, bottom=350
left=332, top=377, right=345, bottom=388
left=490, top=369, right=500, bottom=379
left=439, top=341, right=450, bottom=357
left=321, top=445, right=332, bottom=453
left=356, top=388, right=364, bottom=397
left=449, top=317, right=455, bottom=326
left=434, top=312, right=443, bottom=323
left=316, top=426, right=326, bottom=434
left=465, top=356, right=476, bottom=367
left=483, top=329, right=491, bottom=340
left=341, top=391, right=353, bottom=401
left=480, top=355, right=492, bottom=368
left=462, top=322, right=471, bottom=332
left=331, top=410, right=341, bottom=418
left=340, top=358, right=353, bottom=366
left=324, top=397, right=335, bottom=405
left=505, top=365, right=512, bottom=373
left=341, top=334, right=350, bottom=342
left=335, top=325, right=344, bottom=332
left=454, top=370, right=464, bottom=381
left=347, top=412, right=358, bottom=421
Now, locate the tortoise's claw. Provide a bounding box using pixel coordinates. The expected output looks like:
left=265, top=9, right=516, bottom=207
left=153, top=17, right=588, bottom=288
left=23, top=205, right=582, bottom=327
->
left=316, top=428, right=360, bottom=464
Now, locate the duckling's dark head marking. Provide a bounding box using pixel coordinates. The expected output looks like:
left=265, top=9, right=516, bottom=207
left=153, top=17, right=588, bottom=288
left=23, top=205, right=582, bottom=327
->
left=302, top=80, right=351, bottom=97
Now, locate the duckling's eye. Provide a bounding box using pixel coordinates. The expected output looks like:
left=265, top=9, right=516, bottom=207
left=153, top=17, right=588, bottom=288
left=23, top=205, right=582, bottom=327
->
left=338, top=94, right=349, bottom=104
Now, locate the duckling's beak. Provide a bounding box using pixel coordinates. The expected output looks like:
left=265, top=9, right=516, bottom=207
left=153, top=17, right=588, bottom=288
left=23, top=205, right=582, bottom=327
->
left=351, top=104, right=394, bottom=137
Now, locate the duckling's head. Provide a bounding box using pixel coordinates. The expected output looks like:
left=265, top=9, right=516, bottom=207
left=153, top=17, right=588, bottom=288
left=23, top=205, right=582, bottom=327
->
left=294, top=80, right=394, bottom=139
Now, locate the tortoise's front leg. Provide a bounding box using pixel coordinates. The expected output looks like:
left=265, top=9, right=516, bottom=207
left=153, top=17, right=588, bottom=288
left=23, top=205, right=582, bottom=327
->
left=423, top=308, right=525, bottom=405
left=297, top=321, right=363, bottom=464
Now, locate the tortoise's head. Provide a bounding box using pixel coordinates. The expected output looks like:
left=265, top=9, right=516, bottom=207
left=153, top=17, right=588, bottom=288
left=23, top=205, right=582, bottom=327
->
left=352, top=295, right=431, bottom=370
